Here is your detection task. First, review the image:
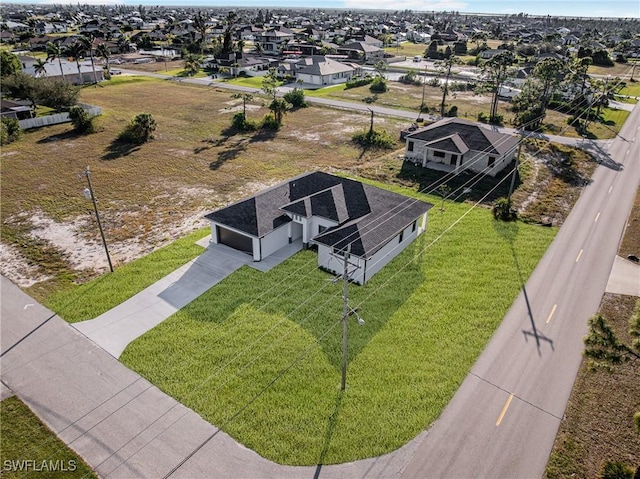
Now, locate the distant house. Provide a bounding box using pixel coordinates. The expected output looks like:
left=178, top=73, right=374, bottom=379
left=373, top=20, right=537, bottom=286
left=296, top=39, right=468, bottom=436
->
left=404, top=118, right=518, bottom=177
left=255, top=27, right=295, bottom=55
left=337, top=41, right=384, bottom=63
left=205, top=172, right=432, bottom=284
left=282, top=56, right=361, bottom=86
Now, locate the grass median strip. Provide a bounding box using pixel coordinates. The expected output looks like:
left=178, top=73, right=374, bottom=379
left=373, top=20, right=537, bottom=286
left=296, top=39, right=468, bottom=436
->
left=0, top=396, right=96, bottom=479
left=119, top=181, right=555, bottom=465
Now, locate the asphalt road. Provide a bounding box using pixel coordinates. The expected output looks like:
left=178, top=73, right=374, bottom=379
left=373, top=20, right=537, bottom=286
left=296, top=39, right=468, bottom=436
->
left=399, top=103, right=640, bottom=478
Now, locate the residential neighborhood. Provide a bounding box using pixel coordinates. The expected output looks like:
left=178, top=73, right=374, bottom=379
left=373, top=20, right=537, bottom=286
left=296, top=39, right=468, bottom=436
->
left=1, top=3, right=639, bottom=479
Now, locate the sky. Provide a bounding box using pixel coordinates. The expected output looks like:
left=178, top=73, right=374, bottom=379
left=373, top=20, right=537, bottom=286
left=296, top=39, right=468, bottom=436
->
left=5, top=0, right=640, bottom=18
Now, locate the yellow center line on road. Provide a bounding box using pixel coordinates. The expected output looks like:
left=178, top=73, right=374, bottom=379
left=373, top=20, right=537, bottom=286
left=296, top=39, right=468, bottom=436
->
left=496, top=394, right=514, bottom=426
left=546, top=304, right=558, bottom=324
left=576, top=249, right=584, bottom=263
left=595, top=212, right=601, bottom=222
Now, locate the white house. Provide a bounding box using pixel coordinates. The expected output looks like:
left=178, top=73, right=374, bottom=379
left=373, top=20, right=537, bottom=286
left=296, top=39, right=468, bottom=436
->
left=404, top=118, right=519, bottom=177
left=287, top=56, right=361, bottom=86
left=205, top=172, right=432, bottom=284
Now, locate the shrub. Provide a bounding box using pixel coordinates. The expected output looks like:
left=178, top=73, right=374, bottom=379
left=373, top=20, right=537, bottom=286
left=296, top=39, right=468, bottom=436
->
left=634, top=411, right=640, bottom=433
left=447, top=105, right=458, bottom=117
left=352, top=129, right=396, bottom=149
left=119, top=113, right=156, bottom=144
left=369, top=76, right=388, bottom=93
left=283, top=88, right=308, bottom=108
left=477, top=111, right=488, bottom=123
left=261, top=113, right=280, bottom=130
left=399, top=70, right=421, bottom=86
left=69, top=106, right=95, bottom=134
left=232, top=112, right=258, bottom=131
left=346, top=76, right=373, bottom=89
left=0, top=117, right=21, bottom=145
left=492, top=198, right=517, bottom=221
left=600, top=461, right=634, bottom=479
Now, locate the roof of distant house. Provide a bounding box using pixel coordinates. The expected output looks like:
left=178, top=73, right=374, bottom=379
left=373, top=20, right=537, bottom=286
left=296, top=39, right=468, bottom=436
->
left=405, top=118, right=518, bottom=156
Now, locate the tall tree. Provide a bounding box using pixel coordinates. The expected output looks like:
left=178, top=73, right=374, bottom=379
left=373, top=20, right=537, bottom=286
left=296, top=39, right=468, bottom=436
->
left=480, top=50, right=515, bottom=121
left=435, top=56, right=458, bottom=117
left=96, top=43, right=111, bottom=75
left=511, top=80, right=546, bottom=130
left=261, top=67, right=279, bottom=102
left=192, top=11, right=208, bottom=54
left=66, top=41, right=85, bottom=82
left=45, top=42, right=65, bottom=82
left=532, top=57, right=565, bottom=113
left=78, top=35, right=99, bottom=84
left=222, top=11, right=238, bottom=56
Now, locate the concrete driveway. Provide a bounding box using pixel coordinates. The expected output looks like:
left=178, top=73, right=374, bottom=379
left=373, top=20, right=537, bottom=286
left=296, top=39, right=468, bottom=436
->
left=73, top=242, right=251, bottom=358
left=73, top=239, right=303, bottom=358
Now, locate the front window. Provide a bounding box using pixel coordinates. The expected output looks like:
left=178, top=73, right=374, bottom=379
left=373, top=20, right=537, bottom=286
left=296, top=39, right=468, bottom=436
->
left=434, top=150, right=445, bottom=158
left=408, top=141, right=414, bottom=152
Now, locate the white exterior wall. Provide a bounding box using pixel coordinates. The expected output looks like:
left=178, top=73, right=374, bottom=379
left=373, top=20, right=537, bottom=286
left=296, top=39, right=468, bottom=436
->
left=309, top=217, right=339, bottom=238
left=260, top=224, right=291, bottom=259
left=297, top=73, right=322, bottom=85
left=363, top=220, right=422, bottom=284
left=405, top=139, right=426, bottom=162
left=317, top=246, right=366, bottom=284
left=316, top=214, right=427, bottom=285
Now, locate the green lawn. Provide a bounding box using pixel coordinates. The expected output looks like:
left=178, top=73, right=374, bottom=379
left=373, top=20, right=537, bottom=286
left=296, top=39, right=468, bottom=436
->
left=0, top=396, right=96, bottom=478
left=117, top=180, right=555, bottom=466
left=619, top=80, right=640, bottom=97
left=223, top=76, right=266, bottom=89
left=44, top=228, right=208, bottom=322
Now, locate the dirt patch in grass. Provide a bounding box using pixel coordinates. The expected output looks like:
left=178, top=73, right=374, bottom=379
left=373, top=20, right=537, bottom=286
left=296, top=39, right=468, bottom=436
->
left=0, top=78, right=409, bottom=293
left=545, top=187, right=640, bottom=479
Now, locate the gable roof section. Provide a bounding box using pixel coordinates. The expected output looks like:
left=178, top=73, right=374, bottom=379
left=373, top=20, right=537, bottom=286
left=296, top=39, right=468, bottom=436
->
left=406, top=118, right=517, bottom=156
left=206, top=172, right=432, bottom=258
left=424, top=133, right=470, bottom=155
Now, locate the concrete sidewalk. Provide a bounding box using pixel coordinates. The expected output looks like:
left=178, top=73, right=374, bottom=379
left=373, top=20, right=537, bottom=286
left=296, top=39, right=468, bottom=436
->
left=606, top=255, right=640, bottom=296
left=73, top=239, right=304, bottom=358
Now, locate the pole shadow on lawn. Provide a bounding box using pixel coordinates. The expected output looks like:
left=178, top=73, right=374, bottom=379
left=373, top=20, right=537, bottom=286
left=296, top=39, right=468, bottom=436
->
left=492, top=219, right=553, bottom=356
left=398, top=160, right=520, bottom=204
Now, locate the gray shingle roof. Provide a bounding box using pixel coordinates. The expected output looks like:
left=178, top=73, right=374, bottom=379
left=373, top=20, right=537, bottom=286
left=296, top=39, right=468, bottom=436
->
left=205, top=172, right=432, bottom=258
left=406, top=118, right=518, bottom=156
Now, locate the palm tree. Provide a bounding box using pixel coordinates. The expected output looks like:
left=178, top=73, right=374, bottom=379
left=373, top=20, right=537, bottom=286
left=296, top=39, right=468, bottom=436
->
left=78, top=35, right=99, bottom=84
left=66, top=41, right=84, bottom=83
left=34, top=58, right=48, bottom=78
left=46, top=41, right=65, bottom=82
left=96, top=43, right=111, bottom=75
left=117, top=35, right=131, bottom=54
left=183, top=53, right=201, bottom=76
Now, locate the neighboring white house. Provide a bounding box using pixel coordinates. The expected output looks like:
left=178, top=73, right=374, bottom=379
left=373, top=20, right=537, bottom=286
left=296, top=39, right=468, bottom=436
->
left=205, top=172, right=432, bottom=284
left=404, top=118, right=519, bottom=177
left=285, top=56, right=361, bottom=86
left=22, top=59, right=104, bottom=84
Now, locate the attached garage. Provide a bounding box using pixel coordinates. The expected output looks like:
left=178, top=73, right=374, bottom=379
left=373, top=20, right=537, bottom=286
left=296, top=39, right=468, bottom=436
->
left=216, top=226, right=253, bottom=255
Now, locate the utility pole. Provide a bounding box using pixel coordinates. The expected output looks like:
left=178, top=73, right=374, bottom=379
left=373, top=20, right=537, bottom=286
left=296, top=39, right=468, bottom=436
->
left=508, top=129, right=525, bottom=203
left=367, top=108, right=374, bottom=136
left=418, top=65, right=427, bottom=121
left=83, top=166, right=114, bottom=272
left=341, top=245, right=350, bottom=391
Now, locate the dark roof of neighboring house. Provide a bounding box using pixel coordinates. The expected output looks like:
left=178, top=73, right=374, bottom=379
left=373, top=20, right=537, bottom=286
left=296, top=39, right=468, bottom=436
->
left=205, top=172, right=432, bottom=258
left=405, top=118, right=518, bottom=156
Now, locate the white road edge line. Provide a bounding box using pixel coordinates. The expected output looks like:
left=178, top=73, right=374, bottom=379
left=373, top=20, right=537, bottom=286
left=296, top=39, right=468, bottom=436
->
left=576, top=249, right=584, bottom=263
left=546, top=304, right=558, bottom=324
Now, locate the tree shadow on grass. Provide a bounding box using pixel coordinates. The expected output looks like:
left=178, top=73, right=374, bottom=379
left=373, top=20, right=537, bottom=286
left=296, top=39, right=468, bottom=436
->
left=209, top=140, right=247, bottom=170
left=101, top=138, right=141, bottom=161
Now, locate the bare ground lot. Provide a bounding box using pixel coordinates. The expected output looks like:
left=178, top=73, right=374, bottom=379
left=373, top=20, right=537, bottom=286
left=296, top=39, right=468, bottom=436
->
left=0, top=76, right=599, bottom=300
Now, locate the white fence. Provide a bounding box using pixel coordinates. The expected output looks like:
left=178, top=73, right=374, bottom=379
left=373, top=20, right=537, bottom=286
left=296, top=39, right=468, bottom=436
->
left=18, top=103, right=102, bottom=130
